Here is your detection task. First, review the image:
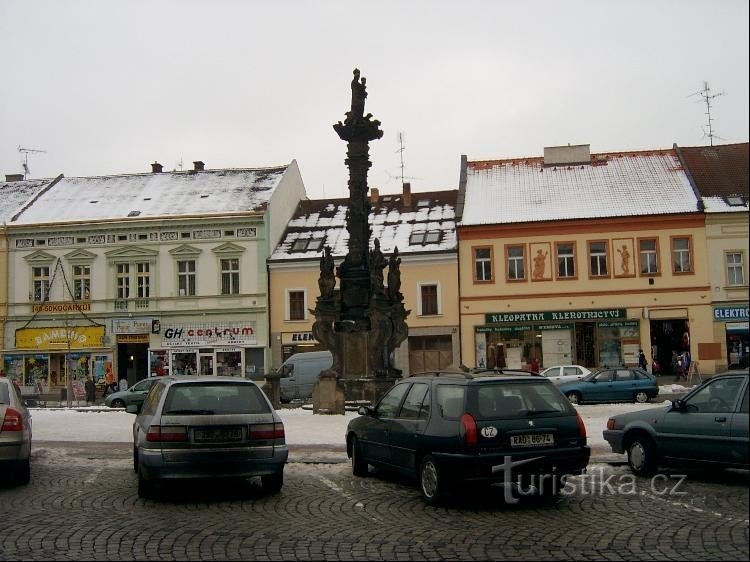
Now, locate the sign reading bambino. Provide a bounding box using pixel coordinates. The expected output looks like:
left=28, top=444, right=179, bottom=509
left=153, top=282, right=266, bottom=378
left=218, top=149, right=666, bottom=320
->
left=161, top=322, right=257, bottom=347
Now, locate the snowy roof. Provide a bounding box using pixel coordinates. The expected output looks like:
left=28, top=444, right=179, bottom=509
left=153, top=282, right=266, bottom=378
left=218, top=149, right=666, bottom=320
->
left=676, top=142, right=749, bottom=214
left=459, top=149, right=700, bottom=226
left=0, top=177, right=56, bottom=223
left=10, top=165, right=291, bottom=224
left=269, top=190, right=457, bottom=262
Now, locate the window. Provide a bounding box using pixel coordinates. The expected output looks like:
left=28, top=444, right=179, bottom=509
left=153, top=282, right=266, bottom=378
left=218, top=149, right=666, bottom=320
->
left=221, top=258, right=240, bottom=295
left=588, top=241, right=608, bottom=277
left=116, top=263, right=130, bottom=299
left=410, top=231, right=442, bottom=245
left=727, top=252, right=745, bottom=286
left=639, top=238, right=659, bottom=274
left=33, top=266, right=50, bottom=302
left=288, top=290, right=306, bottom=321
left=556, top=242, right=576, bottom=279
left=399, top=383, right=430, bottom=419
left=291, top=237, right=325, bottom=252
left=136, top=262, right=150, bottom=298
left=376, top=383, right=409, bottom=418
left=473, top=247, right=493, bottom=282
left=419, top=284, right=439, bottom=316
left=177, top=260, right=196, bottom=296
left=506, top=245, right=526, bottom=281
left=672, top=237, right=692, bottom=273
left=73, top=265, right=91, bottom=300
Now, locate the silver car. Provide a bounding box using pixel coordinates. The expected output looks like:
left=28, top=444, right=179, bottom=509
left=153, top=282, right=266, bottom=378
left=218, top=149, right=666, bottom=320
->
left=129, top=376, right=288, bottom=498
left=0, top=378, right=32, bottom=485
left=539, top=365, right=592, bottom=386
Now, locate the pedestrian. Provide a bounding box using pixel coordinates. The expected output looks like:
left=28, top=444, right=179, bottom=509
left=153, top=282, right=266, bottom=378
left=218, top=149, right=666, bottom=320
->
left=638, top=349, right=648, bottom=371
left=530, top=356, right=540, bottom=373
left=670, top=351, right=681, bottom=380
left=84, top=376, right=96, bottom=405
left=681, top=350, right=691, bottom=378
left=0, top=368, right=6, bottom=377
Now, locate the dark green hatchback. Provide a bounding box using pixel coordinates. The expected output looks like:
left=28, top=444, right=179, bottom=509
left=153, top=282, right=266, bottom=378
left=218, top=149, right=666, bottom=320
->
left=346, top=370, right=590, bottom=504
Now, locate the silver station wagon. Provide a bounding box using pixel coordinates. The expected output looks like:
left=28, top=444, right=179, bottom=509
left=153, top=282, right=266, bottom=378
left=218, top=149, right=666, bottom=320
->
left=129, top=376, right=288, bottom=498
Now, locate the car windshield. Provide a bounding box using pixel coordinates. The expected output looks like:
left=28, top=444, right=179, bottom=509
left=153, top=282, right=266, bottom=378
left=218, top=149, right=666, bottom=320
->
left=470, top=381, right=573, bottom=419
left=162, top=382, right=271, bottom=415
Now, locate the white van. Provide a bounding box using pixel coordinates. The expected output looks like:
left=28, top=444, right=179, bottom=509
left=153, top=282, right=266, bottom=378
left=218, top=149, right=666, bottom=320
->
left=278, top=351, right=333, bottom=403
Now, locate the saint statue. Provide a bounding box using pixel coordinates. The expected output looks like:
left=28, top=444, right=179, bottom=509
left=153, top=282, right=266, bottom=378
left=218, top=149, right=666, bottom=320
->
left=318, top=245, right=336, bottom=299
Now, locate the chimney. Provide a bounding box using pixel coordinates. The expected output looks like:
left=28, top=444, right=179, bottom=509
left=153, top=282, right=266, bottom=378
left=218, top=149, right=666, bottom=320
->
left=402, top=182, right=412, bottom=207
left=370, top=187, right=379, bottom=204
left=543, top=144, right=591, bottom=166
left=5, top=174, right=24, bottom=182
left=151, top=161, right=163, bottom=173
left=193, top=161, right=205, bottom=171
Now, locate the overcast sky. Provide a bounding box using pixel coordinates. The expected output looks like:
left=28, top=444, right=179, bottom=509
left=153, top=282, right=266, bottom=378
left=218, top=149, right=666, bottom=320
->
left=1, top=0, right=748, bottom=201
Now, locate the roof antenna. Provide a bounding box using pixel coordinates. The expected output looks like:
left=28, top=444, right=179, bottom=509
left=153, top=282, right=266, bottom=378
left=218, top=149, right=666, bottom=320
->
left=688, top=81, right=725, bottom=146
left=384, top=131, right=421, bottom=187
left=17, top=146, right=47, bottom=180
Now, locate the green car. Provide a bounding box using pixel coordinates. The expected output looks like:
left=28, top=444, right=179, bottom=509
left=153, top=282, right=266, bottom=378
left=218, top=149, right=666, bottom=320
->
left=603, top=370, right=749, bottom=476
left=104, top=378, right=157, bottom=409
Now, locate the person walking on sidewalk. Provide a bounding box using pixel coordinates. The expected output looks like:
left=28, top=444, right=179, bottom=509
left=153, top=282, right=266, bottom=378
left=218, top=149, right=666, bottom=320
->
left=84, top=376, right=97, bottom=405
left=638, top=349, right=648, bottom=371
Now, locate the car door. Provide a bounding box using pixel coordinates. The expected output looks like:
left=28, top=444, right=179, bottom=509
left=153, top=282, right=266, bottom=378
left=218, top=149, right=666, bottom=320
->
left=729, top=380, right=749, bottom=465
left=387, top=383, right=430, bottom=473
left=657, top=376, right=745, bottom=463
left=586, top=370, right=616, bottom=401
left=359, top=383, right=409, bottom=466
left=613, top=369, right=640, bottom=401
left=560, top=366, right=585, bottom=385
left=542, top=367, right=562, bottom=384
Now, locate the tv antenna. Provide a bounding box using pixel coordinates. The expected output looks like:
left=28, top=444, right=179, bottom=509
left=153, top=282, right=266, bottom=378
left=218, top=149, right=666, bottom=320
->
left=688, top=81, right=725, bottom=146
left=18, top=146, right=47, bottom=179
left=384, top=131, right=421, bottom=187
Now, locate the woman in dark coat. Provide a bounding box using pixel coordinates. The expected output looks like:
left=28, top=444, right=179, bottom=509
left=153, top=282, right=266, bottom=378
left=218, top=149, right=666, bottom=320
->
left=84, top=376, right=97, bottom=405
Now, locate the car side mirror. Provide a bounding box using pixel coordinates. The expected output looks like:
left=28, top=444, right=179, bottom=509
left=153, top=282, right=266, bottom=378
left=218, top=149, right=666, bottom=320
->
left=671, top=399, right=686, bottom=411
left=125, top=404, right=141, bottom=414
left=358, top=405, right=373, bottom=416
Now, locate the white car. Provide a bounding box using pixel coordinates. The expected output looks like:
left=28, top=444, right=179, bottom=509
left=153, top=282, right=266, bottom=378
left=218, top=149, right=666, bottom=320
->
left=539, top=365, right=592, bottom=386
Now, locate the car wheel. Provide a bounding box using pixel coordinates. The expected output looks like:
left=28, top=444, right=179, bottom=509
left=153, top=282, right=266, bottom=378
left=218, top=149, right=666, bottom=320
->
left=627, top=435, right=658, bottom=477
left=566, top=392, right=582, bottom=405
left=351, top=436, right=368, bottom=477
left=634, top=391, right=649, bottom=403
left=419, top=455, right=448, bottom=505
left=111, top=399, right=125, bottom=408
left=261, top=470, right=284, bottom=494
left=137, top=471, right=154, bottom=499
left=15, top=457, right=31, bottom=486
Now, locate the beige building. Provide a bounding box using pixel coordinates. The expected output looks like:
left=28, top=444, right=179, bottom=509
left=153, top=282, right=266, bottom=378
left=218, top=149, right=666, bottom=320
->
left=457, top=145, right=723, bottom=375
left=268, top=184, right=459, bottom=376
left=677, top=143, right=749, bottom=371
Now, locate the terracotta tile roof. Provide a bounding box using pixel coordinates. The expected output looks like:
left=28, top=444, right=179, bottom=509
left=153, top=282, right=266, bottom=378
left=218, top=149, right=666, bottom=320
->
left=677, top=142, right=749, bottom=200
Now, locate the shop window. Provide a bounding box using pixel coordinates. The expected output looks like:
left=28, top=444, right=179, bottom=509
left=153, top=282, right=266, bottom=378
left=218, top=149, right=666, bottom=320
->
left=73, top=265, right=91, bottom=300
left=506, top=245, right=526, bottom=281
left=287, top=290, right=306, bottom=321
left=473, top=246, right=493, bottom=282
left=220, top=258, right=240, bottom=295
left=671, top=236, right=692, bottom=274
left=726, top=252, right=745, bottom=286
left=638, top=238, right=659, bottom=275
left=588, top=241, right=609, bottom=278
left=555, top=242, right=576, bottom=279
left=177, top=260, right=196, bottom=296
left=419, top=283, right=439, bottom=316
left=32, top=266, right=51, bottom=302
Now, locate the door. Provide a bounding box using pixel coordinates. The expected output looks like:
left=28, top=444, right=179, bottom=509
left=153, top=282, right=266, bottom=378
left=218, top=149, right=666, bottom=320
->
left=199, top=354, right=214, bottom=376
left=387, top=383, right=430, bottom=472
left=359, top=383, right=409, bottom=465
left=729, top=380, right=749, bottom=464
left=586, top=369, right=617, bottom=401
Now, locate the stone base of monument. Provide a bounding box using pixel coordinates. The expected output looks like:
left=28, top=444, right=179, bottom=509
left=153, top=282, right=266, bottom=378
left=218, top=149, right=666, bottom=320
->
left=339, top=377, right=398, bottom=407
left=312, top=372, right=398, bottom=414
left=311, top=370, right=346, bottom=415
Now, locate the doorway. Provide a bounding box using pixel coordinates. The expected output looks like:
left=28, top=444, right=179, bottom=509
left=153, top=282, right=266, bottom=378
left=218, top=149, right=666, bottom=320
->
left=117, top=342, right=149, bottom=387
left=649, top=319, right=690, bottom=375
left=575, top=322, right=596, bottom=368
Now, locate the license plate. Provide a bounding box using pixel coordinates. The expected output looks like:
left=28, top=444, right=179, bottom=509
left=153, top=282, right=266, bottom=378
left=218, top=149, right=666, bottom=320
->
left=194, top=427, right=243, bottom=443
left=510, top=433, right=554, bottom=447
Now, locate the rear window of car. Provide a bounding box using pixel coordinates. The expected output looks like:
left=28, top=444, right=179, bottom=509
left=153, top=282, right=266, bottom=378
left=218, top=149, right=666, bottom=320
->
left=162, top=382, right=270, bottom=415
left=470, top=381, right=573, bottom=419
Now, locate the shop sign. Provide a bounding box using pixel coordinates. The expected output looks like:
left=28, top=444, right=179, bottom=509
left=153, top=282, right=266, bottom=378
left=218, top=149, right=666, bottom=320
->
left=32, top=301, right=91, bottom=313
left=110, top=318, right=153, bottom=334
left=599, top=320, right=640, bottom=328
left=476, top=325, right=533, bottom=333
left=161, top=322, right=257, bottom=347
left=485, top=309, right=626, bottom=324
left=282, top=332, right=317, bottom=345
left=116, top=334, right=149, bottom=344
left=727, top=322, right=749, bottom=333
left=15, top=326, right=105, bottom=350
left=713, top=305, right=749, bottom=321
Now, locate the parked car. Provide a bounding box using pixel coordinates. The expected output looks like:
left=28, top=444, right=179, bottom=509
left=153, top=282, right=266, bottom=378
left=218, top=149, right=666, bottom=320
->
left=0, top=378, right=33, bottom=485
left=128, top=376, right=288, bottom=498
left=346, top=370, right=590, bottom=504
left=279, top=351, right=333, bottom=403
left=539, top=365, right=592, bottom=386
left=603, top=370, right=749, bottom=476
left=105, top=377, right=158, bottom=409
left=558, top=367, right=658, bottom=404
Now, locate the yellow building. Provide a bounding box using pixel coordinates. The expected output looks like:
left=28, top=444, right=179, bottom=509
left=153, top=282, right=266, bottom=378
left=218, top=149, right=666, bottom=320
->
left=457, top=145, right=721, bottom=375
left=268, top=184, right=459, bottom=376
left=677, top=143, right=749, bottom=371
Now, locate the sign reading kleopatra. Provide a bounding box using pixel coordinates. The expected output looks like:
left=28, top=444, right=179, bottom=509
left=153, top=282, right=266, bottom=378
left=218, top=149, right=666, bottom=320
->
left=485, top=309, right=626, bottom=324
left=161, top=322, right=257, bottom=347
left=16, top=326, right=105, bottom=349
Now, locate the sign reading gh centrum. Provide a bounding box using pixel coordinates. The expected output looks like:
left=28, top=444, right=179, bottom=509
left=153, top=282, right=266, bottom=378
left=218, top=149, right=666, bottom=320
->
left=161, top=322, right=257, bottom=347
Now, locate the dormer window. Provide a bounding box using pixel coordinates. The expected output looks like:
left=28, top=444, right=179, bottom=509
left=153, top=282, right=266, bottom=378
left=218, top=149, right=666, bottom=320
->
left=725, top=195, right=745, bottom=206
left=291, top=237, right=325, bottom=252
left=409, top=230, right=442, bottom=245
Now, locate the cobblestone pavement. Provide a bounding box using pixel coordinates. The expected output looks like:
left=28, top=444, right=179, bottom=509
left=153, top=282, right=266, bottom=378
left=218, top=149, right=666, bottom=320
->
left=0, top=442, right=747, bottom=561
